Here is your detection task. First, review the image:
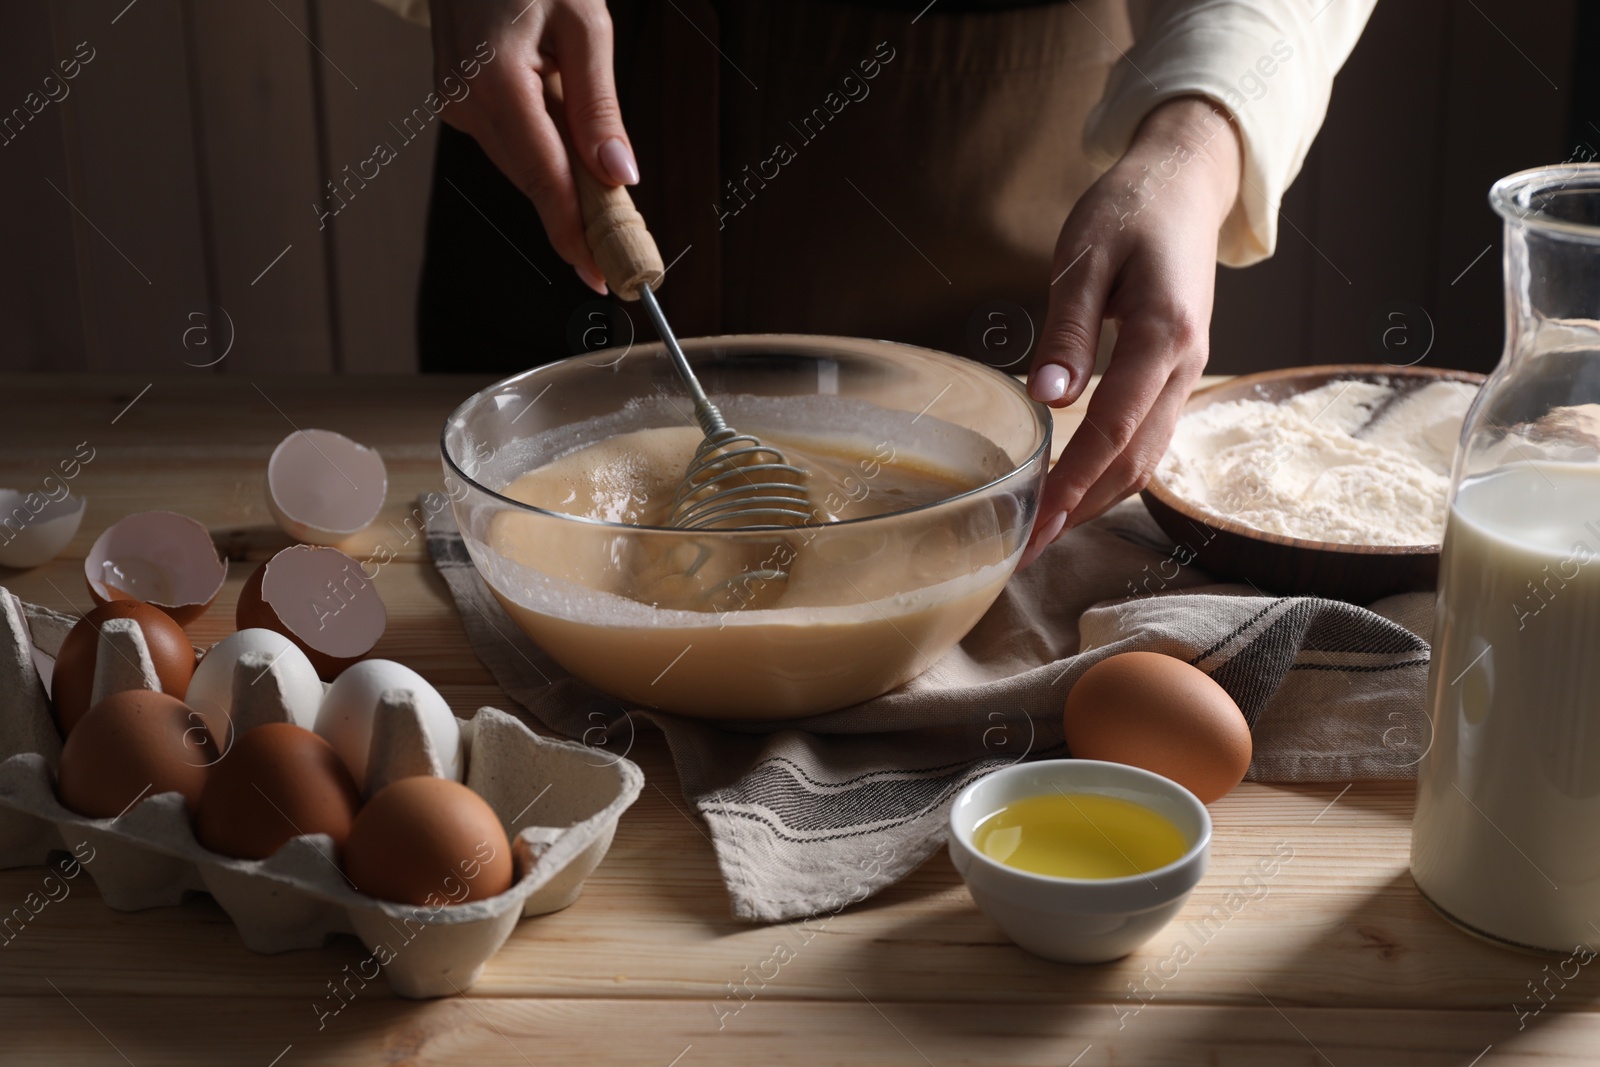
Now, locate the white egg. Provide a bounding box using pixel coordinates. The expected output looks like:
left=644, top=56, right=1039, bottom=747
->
left=313, top=659, right=463, bottom=790
left=189, top=629, right=324, bottom=731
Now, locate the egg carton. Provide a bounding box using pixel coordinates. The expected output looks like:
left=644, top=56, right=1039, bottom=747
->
left=0, top=588, right=643, bottom=998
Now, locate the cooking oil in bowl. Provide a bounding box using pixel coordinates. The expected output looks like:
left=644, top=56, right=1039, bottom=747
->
left=973, top=792, right=1188, bottom=879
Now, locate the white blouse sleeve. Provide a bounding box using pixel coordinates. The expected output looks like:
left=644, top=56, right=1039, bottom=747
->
left=1084, top=0, right=1378, bottom=266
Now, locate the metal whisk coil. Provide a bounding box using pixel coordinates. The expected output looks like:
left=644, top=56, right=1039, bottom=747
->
left=637, top=284, right=814, bottom=533
left=669, top=424, right=811, bottom=529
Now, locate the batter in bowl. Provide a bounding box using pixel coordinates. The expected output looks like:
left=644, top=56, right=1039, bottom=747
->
left=480, top=409, right=1022, bottom=718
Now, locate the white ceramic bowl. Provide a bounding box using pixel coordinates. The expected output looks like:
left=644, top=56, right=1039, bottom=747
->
left=947, top=759, right=1212, bottom=963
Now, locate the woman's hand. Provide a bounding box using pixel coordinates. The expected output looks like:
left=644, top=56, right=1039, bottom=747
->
left=1020, top=96, right=1242, bottom=566
left=427, top=0, right=638, bottom=293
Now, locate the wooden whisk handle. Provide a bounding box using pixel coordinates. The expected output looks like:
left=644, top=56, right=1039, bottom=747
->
left=571, top=164, right=663, bottom=302
left=543, top=69, right=664, bottom=302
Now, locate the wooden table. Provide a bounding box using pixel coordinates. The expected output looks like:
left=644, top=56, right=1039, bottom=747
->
left=0, top=374, right=1592, bottom=1065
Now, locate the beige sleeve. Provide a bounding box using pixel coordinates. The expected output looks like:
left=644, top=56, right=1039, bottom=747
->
left=1084, top=0, right=1377, bottom=266
left=369, top=0, right=432, bottom=26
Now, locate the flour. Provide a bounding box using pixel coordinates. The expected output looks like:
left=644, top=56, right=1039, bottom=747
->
left=1157, top=379, right=1476, bottom=546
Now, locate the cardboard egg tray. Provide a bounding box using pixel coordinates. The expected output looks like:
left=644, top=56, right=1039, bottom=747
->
left=0, top=588, right=643, bottom=998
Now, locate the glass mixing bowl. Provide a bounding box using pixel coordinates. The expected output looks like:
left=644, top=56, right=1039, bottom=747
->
left=441, top=334, right=1051, bottom=719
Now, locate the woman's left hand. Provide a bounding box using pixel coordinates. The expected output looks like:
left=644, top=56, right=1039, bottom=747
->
left=1020, top=95, right=1242, bottom=567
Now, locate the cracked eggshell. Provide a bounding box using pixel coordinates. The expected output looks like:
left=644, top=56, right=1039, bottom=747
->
left=0, top=491, right=86, bottom=569
left=314, top=660, right=463, bottom=792
left=267, top=429, right=387, bottom=546
left=235, top=546, right=385, bottom=681
left=84, top=511, right=226, bottom=625
left=188, top=629, right=324, bottom=734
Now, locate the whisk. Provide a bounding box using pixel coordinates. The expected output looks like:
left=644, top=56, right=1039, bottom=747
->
left=571, top=151, right=813, bottom=532
left=640, top=289, right=811, bottom=529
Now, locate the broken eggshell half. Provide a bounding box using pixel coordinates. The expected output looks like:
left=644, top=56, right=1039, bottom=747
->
left=236, top=545, right=386, bottom=681
left=267, top=429, right=387, bottom=546
left=84, top=510, right=227, bottom=625
left=0, top=490, right=86, bottom=569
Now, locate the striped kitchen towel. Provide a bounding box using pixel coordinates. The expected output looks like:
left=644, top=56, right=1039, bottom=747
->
left=428, top=498, right=1432, bottom=922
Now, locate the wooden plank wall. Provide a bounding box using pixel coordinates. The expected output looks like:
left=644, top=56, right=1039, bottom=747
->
left=315, top=0, right=438, bottom=373
left=0, top=0, right=1580, bottom=375
left=0, top=1, right=84, bottom=373
left=0, top=0, right=434, bottom=375
left=1209, top=0, right=1578, bottom=375
left=185, top=0, right=336, bottom=375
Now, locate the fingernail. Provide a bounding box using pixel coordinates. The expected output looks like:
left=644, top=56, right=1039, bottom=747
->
left=598, top=138, right=639, bottom=185
left=1029, top=365, right=1070, bottom=404
left=579, top=266, right=608, bottom=294
left=1019, top=510, right=1067, bottom=568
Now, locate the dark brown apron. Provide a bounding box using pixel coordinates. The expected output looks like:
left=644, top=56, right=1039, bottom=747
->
left=613, top=0, right=1131, bottom=360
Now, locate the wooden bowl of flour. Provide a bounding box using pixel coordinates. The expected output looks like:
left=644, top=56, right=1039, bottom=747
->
left=1140, top=364, right=1487, bottom=604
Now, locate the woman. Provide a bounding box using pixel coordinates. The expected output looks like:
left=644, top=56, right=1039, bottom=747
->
left=380, top=0, right=1374, bottom=562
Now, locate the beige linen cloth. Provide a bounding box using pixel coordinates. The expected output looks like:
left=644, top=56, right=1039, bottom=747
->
left=428, top=498, right=1432, bottom=922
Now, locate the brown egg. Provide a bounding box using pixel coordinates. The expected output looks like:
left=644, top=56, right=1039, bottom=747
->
left=344, top=777, right=513, bottom=906
left=57, top=690, right=219, bottom=818
left=1063, top=651, right=1252, bottom=804
left=194, top=723, right=362, bottom=860
left=52, top=602, right=196, bottom=736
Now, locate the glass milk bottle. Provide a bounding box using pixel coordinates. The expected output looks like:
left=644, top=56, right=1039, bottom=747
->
left=1411, top=164, right=1600, bottom=951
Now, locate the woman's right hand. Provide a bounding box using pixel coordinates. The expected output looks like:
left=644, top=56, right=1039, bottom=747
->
left=427, top=0, right=638, bottom=293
